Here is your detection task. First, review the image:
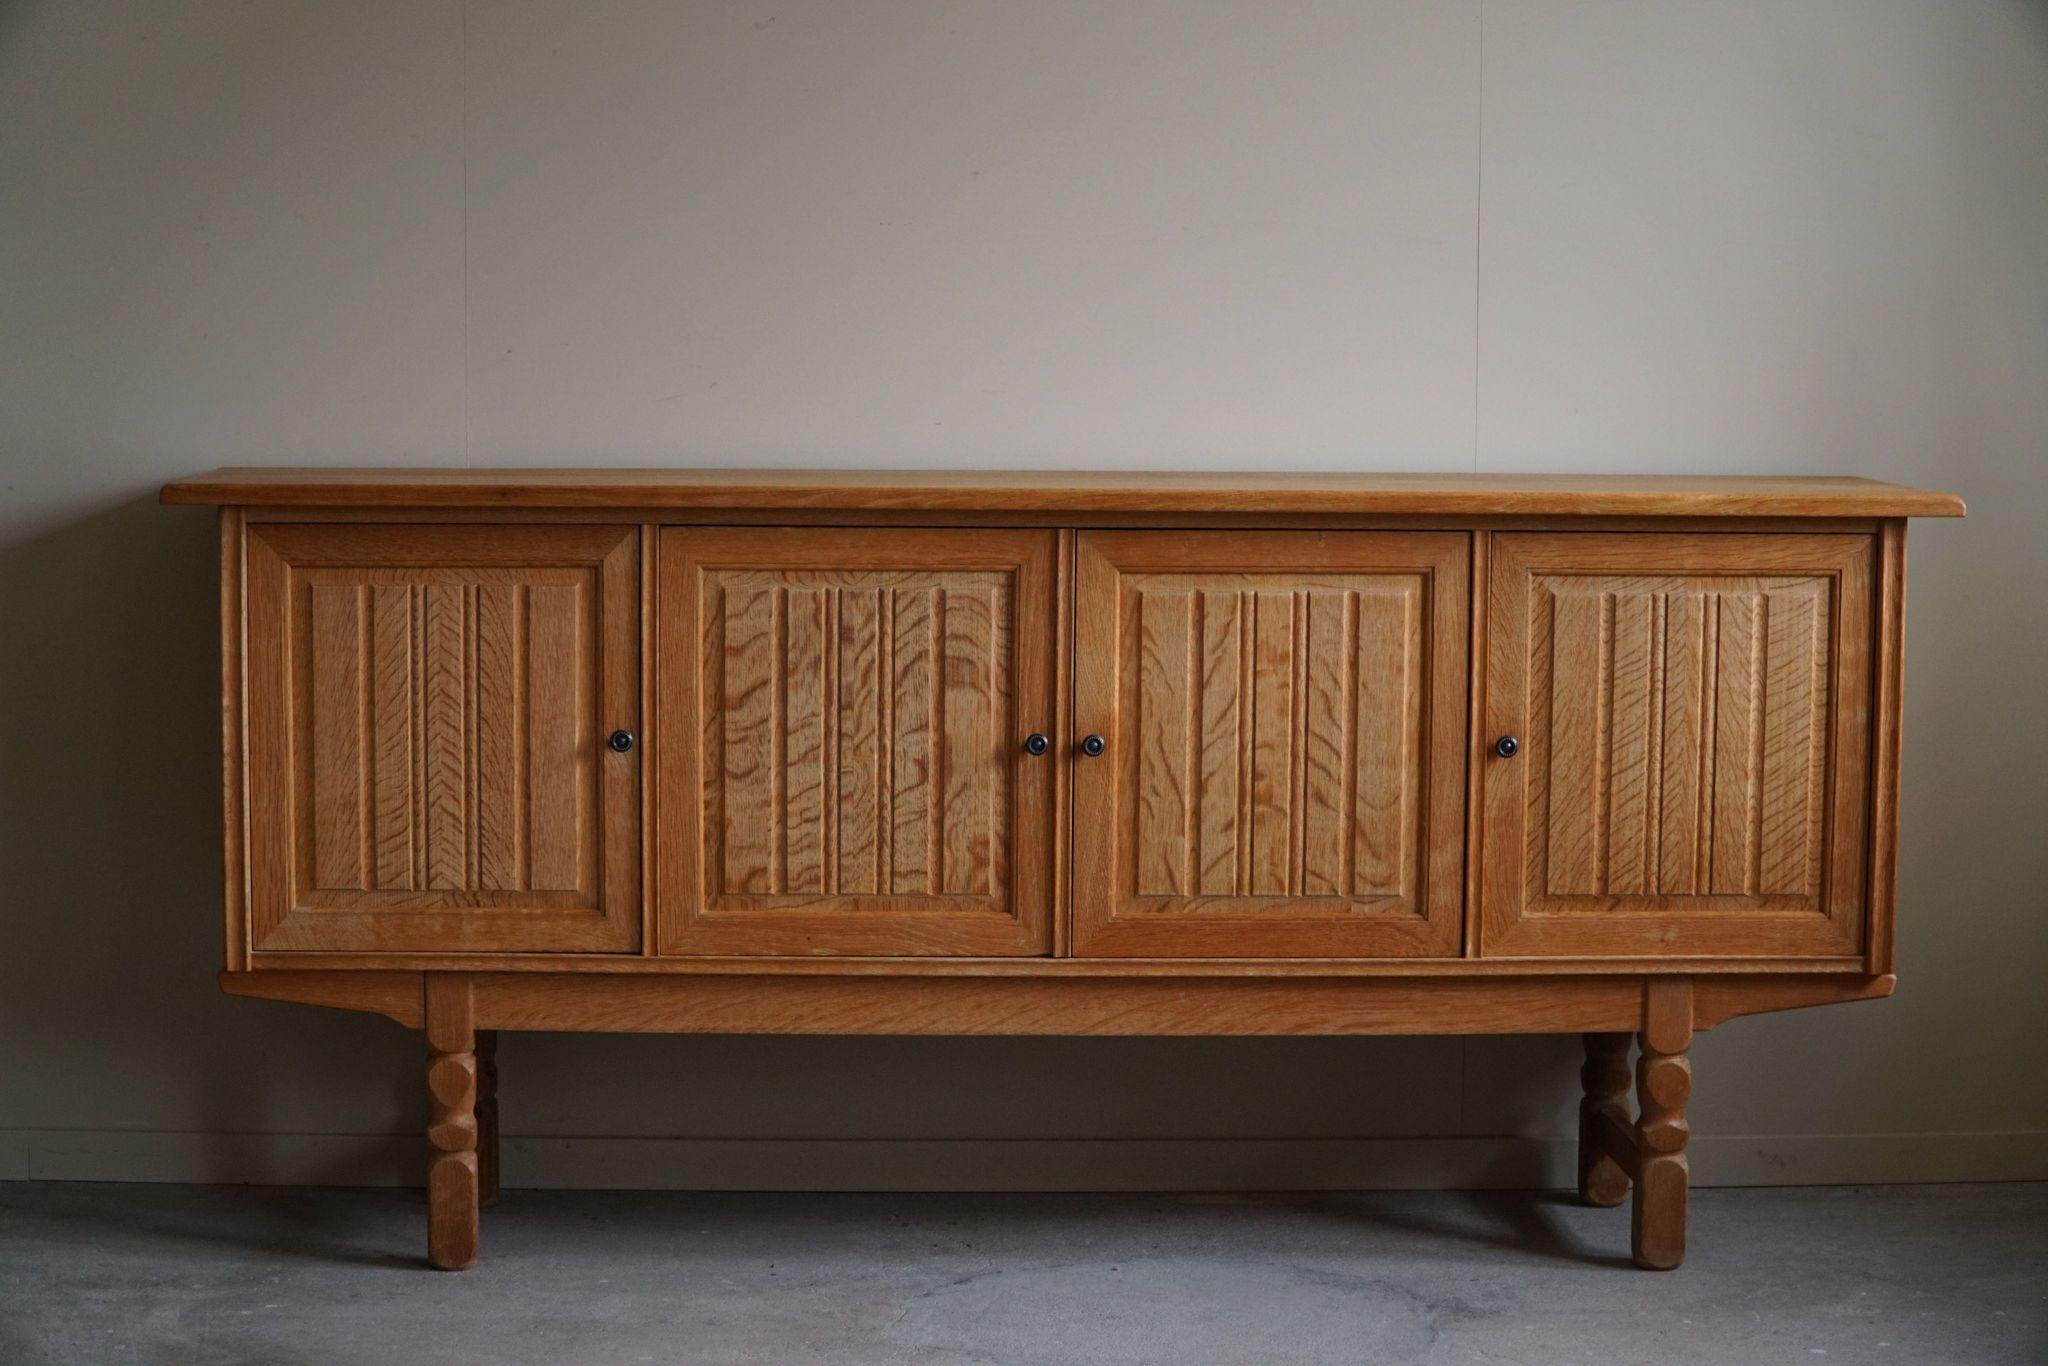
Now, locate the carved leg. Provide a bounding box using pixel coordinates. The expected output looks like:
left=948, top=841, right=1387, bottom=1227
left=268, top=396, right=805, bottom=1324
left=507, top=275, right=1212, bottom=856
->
left=476, top=1031, right=500, bottom=1208
left=1577, top=1032, right=1633, bottom=1207
left=1631, top=980, right=1693, bottom=1271
left=425, top=975, right=480, bottom=1271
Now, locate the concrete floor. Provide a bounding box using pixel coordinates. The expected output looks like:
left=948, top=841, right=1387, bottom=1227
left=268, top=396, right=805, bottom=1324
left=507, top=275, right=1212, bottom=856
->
left=1, top=1183, right=2042, bottom=1365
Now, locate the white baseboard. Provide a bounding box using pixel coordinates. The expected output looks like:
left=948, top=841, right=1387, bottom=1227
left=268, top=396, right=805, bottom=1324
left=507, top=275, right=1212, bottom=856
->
left=4, top=1129, right=2045, bottom=1190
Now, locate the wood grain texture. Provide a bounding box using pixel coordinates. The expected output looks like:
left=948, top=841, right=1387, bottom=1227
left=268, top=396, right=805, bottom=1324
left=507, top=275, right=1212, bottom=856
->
left=1462, top=530, right=1489, bottom=959
left=223, top=507, right=1910, bottom=538
left=424, top=974, right=479, bottom=1271
left=218, top=968, right=427, bottom=1025
left=220, top=509, right=250, bottom=971
left=1691, top=971, right=1895, bottom=1027
left=241, top=952, right=1868, bottom=978
left=656, top=528, right=1057, bottom=955
left=639, top=525, right=659, bottom=956
left=469, top=973, right=1652, bottom=1036
left=1631, top=978, right=1693, bottom=1270
left=217, top=967, right=1895, bottom=1026
left=244, top=524, right=639, bottom=952
left=1866, top=520, right=1907, bottom=976
left=1481, top=534, right=1872, bottom=958
left=163, top=468, right=1968, bottom=519
left=1073, top=531, right=1466, bottom=957
left=184, top=480, right=1955, bottom=1276
left=1051, top=531, right=1075, bottom=958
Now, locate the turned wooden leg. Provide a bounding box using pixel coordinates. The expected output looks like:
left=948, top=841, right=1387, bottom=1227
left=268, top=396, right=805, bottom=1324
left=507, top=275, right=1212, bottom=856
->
left=1631, top=980, right=1693, bottom=1271
left=425, top=975, right=480, bottom=1271
left=1577, top=1032, right=1633, bottom=1207
left=476, top=1030, right=500, bottom=1208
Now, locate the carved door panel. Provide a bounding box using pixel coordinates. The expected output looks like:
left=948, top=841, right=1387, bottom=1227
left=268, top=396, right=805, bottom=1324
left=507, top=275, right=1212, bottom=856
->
left=1071, top=531, right=1468, bottom=957
left=1480, top=533, right=1873, bottom=957
left=244, top=524, right=640, bottom=952
left=656, top=528, right=1059, bottom=955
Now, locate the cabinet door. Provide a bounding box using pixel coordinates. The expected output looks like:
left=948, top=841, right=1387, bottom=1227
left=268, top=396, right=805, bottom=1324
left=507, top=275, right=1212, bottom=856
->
left=1072, top=532, right=1468, bottom=957
left=244, top=524, right=640, bottom=952
left=656, top=528, right=1059, bottom=955
left=1480, top=533, right=1872, bottom=957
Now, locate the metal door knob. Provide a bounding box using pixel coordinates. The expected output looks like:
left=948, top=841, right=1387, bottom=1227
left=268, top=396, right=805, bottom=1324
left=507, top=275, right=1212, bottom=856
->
left=1494, top=735, right=1519, bottom=759
left=1022, top=733, right=1050, bottom=756
left=1080, top=734, right=1106, bottom=757
left=608, top=729, right=636, bottom=754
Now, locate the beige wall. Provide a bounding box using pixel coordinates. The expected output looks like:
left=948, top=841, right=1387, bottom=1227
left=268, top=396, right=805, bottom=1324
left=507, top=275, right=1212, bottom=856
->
left=3, top=1, right=2043, bottom=1189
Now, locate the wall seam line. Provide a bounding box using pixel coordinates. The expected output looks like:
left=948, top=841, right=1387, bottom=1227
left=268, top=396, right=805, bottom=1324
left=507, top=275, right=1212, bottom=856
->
left=1471, top=0, right=1485, bottom=476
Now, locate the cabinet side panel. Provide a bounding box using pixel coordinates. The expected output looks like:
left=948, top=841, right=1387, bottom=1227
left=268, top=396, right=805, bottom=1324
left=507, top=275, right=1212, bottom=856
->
left=1867, top=521, right=1906, bottom=975
left=244, top=526, right=293, bottom=950
left=221, top=508, right=249, bottom=971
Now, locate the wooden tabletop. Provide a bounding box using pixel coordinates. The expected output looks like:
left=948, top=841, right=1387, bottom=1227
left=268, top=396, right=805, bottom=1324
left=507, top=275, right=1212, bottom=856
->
left=160, top=468, right=1966, bottom=518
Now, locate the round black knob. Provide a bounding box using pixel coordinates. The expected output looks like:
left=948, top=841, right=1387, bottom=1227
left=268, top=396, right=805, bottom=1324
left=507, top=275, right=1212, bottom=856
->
left=1080, top=734, right=1106, bottom=758
left=1023, top=733, right=1051, bottom=756
left=608, top=729, right=636, bottom=754
left=1494, top=735, right=1519, bottom=759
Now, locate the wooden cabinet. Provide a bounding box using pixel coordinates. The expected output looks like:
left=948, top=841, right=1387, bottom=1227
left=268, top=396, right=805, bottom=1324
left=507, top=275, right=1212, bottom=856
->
left=1073, top=531, right=1466, bottom=957
left=654, top=528, right=1059, bottom=955
left=1479, top=534, right=1872, bottom=958
left=243, top=524, right=641, bottom=952
left=165, top=470, right=1962, bottom=1272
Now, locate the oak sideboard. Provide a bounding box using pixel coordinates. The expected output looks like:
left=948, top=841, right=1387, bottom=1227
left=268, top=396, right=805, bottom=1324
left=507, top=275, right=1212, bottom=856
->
left=160, top=469, right=1964, bottom=1271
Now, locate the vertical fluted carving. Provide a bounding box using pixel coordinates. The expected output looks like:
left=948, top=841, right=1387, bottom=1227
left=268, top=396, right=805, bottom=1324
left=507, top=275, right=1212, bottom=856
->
left=1577, top=1032, right=1632, bottom=1207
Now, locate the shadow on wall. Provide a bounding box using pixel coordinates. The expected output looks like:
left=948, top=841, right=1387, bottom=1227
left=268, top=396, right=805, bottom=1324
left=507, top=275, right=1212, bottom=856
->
left=0, top=493, right=1579, bottom=1187
left=0, top=494, right=226, bottom=1072
left=0, top=492, right=417, bottom=1177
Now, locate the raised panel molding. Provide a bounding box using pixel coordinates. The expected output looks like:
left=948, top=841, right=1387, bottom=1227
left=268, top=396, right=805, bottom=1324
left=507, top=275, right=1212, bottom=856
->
left=1073, top=531, right=1468, bottom=958
left=656, top=528, right=1058, bottom=956
left=1482, top=534, right=1872, bottom=958
left=304, top=579, right=590, bottom=897
left=709, top=576, right=1008, bottom=902
left=245, top=524, right=640, bottom=953
left=1127, top=582, right=1422, bottom=903
left=1534, top=578, right=1829, bottom=904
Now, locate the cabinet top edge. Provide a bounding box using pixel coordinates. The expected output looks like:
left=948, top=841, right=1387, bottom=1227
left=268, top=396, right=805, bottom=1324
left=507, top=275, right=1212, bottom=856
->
left=160, top=468, right=1967, bottom=518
